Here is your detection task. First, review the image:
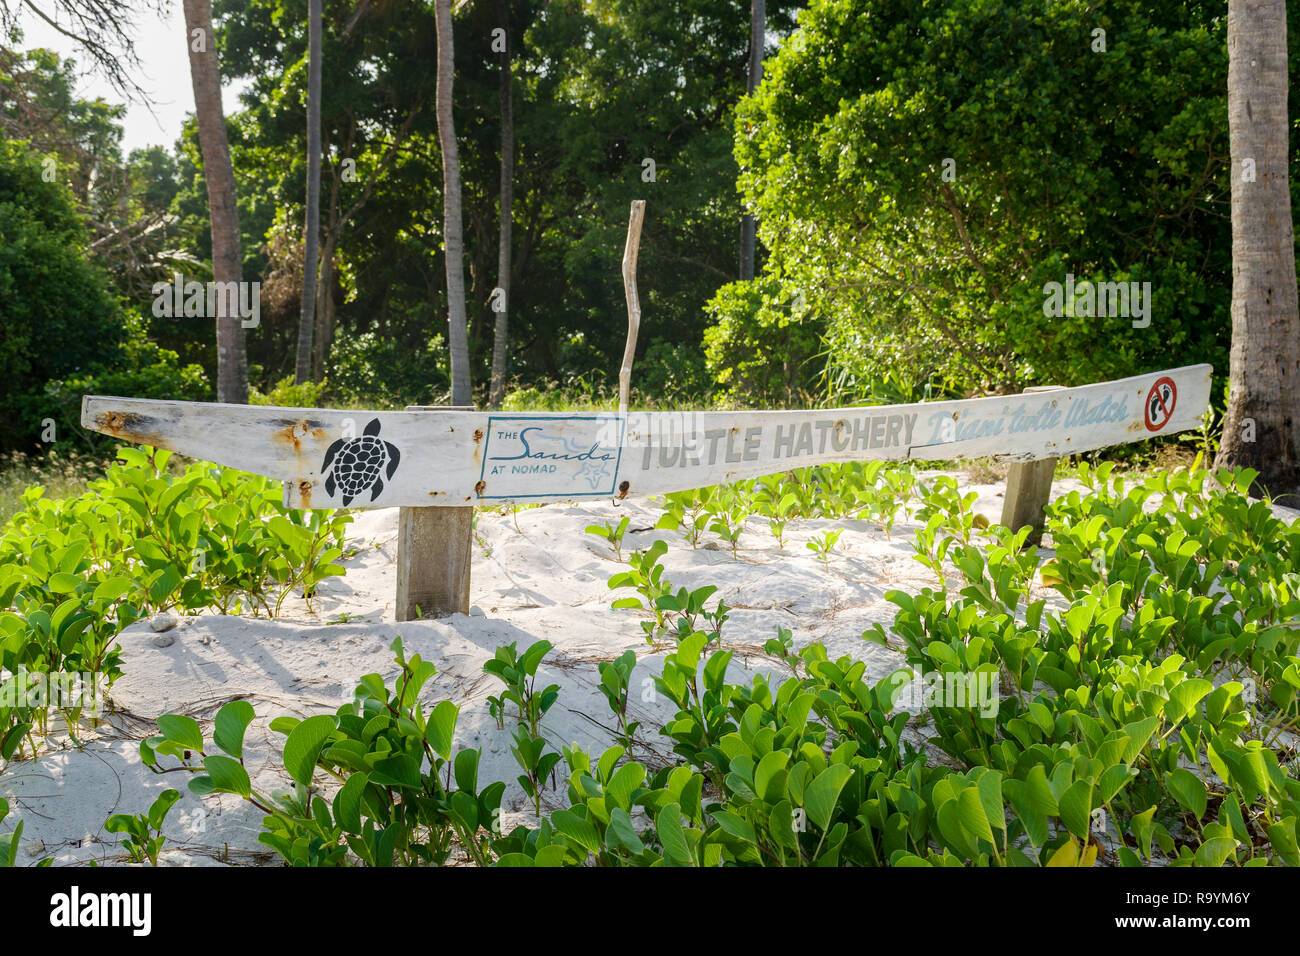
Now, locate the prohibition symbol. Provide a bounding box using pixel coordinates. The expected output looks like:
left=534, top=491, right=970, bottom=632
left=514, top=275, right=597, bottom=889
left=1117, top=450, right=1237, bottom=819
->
left=1145, top=377, right=1177, bottom=432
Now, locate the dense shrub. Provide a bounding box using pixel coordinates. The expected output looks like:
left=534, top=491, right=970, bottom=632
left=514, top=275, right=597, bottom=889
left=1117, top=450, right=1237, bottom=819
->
left=44, top=311, right=210, bottom=454
left=0, top=137, right=125, bottom=451
left=717, top=0, right=1244, bottom=400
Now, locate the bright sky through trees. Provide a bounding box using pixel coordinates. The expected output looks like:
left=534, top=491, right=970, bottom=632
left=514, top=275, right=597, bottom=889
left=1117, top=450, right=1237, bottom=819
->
left=12, top=0, right=248, bottom=153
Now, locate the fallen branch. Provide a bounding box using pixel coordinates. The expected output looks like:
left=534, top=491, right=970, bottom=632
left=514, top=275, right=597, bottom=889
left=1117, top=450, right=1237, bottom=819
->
left=619, top=199, right=646, bottom=415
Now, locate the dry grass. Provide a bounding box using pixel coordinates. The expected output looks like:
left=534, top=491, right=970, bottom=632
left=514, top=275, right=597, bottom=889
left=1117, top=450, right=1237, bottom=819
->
left=963, top=457, right=1008, bottom=484
left=0, top=450, right=105, bottom=527
left=1140, top=441, right=1200, bottom=474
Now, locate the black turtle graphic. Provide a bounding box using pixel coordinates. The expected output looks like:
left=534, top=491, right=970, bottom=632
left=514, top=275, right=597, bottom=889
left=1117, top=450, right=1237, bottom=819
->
left=321, top=418, right=401, bottom=505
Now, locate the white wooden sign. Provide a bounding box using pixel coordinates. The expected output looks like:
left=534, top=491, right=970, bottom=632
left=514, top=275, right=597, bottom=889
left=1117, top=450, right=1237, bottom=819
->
left=81, top=364, right=1211, bottom=510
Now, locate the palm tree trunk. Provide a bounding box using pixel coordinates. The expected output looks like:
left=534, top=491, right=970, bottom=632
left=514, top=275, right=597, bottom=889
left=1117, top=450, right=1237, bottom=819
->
left=295, top=0, right=322, bottom=384
left=313, top=233, right=336, bottom=381
left=436, top=0, right=472, bottom=406
left=313, top=158, right=341, bottom=381
left=738, top=0, right=764, bottom=281
left=489, top=0, right=513, bottom=409
left=1216, top=0, right=1300, bottom=495
left=182, top=0, right=247, bottom=403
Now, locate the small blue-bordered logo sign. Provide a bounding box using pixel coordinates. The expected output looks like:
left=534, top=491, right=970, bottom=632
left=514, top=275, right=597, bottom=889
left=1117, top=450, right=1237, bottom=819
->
left=479, top=416, right=624, bottom=499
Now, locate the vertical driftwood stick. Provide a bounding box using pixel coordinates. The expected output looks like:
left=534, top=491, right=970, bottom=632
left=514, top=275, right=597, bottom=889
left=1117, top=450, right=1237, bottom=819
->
left=999, top=385, right=1065, bottom=544
left=395, top=405, right=475, bottom=621
left=619, top=200, right=646, bottom=415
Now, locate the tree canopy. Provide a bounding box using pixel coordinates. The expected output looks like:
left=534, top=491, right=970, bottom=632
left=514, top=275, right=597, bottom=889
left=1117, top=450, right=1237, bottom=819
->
left=712, top=0, right=1256, bottom=403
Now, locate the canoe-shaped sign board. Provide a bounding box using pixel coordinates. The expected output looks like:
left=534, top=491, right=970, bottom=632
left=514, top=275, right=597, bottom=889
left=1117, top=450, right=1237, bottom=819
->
left=82, top=364, right=1211, bottom=510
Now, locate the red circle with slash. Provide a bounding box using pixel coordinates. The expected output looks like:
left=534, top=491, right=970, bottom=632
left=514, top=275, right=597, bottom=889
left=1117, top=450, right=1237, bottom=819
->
left=1144, top=377, right=1177, bottom=432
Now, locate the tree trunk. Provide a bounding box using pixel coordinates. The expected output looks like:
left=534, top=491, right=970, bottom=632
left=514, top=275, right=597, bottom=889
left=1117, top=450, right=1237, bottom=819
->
left=313, top=232, right=336, bottom=382
left=436, top=0, right=472, bottom=406
left=182, top=0, right=247, bottom=403
left=1216, top=0, right=1300, bottom=496
left=313, top=157, right=341, bottom=382
left=738, top=0, right=764, bottom=281
left=295, top=0, right=322, bottom=384
left=489, top=0, right=513, bottom=409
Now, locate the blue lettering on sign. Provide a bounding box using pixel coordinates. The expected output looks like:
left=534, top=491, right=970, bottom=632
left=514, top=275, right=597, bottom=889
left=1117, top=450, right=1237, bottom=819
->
left=479, top=416, right=623, bottom=499
left=913, top=391, right=1131, bottom=448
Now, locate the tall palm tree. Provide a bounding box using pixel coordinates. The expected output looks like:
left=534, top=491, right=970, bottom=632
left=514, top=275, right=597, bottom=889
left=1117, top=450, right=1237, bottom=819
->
left=1216, top=0, right=1300, bottom=495
left=436, top=0, right=472, bottom=406
left=739, top=0, right=764, bottom=281
left=182, top=0, right=247, bottom=403
left=295, top=0, right=323, bottom=384
left=489, top=0, right=513, bottom=409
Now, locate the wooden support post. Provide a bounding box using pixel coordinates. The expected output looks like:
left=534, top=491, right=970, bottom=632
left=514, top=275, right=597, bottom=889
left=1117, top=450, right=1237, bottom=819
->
left=395, top=405, right=475, bottom=621
left=999, top=386, right=1065, bottom=544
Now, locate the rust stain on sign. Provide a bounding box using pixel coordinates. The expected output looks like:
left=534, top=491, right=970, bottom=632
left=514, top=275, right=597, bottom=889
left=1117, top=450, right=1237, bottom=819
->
left=93, top=411, right=172, bottom=450
left=272, top=419, right=328, bottom=454
left=296, top=480, right=313, bottom=508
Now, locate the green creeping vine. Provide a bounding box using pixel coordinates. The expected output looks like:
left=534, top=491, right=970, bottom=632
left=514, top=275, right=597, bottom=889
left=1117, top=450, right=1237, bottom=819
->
left=0, top=798, right=21, bottom=867
left=585, top=516, right=630, bottom=561
left=141, top=639, right=505, bottom=866
left=806, top=528, right=842, bottom=569
left=105, top=459, right=1300, bottom=866
left=482, top=640, right=560, bottom=739
left=655, top=462, right=927, bottom=555
left=607, top=540, right=729, bottom=646
left=482, top=640, right=562, bottom=817
left=0, top=447, right=351, bottom=787
left=865, top=460, right=1300, bottom=866
left=597, top=650, right=641, bottom=749
left=104, top=789, right=180, bottom=866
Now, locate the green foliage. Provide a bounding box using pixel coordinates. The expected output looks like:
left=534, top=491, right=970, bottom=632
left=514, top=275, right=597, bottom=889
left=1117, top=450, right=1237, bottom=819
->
left=703, top=275, right=822, bottom=405
left=482, top=640, right=560, bottom=739
left=0, top=449, right=351, bottom=760
left=865, top=460, right=1300, bottom=866
left=608, top=540, right=676, bottom=642
left=185, top=0, right=807, bottom=404
left=123, top=459, right=1300, bottom=868
left=144, top=639, right=506, bottom=867
left=45, top=311, right=211, bottom=455
left=662, top=461, right=927, bottom=535
left=0, top=797, right=21, bottom=868
left=585, top=516, right=630, bottom=561
left=727, top=0, right=1239, bottom=399
left=752, top=474, right=798, bottom=547
left=0, top=56, right=208, bottom=448
left=104, top=789, right=181, bottom=866
left=704, top=485, right=748, bottom=557
left=657, top=488, right=714, bottom=547
left=0, top=450, right=102, bottom=528
left=806, top=528, right=842, bottom=569
left=0, top=138, right=126, bottom=451
left=510, top=724, right=564, bottom=820
left=607, top=539, right=729, bottom=646
left=249, top=375, right=329, bottom=408
left=597, top=650, right=641, bottom=750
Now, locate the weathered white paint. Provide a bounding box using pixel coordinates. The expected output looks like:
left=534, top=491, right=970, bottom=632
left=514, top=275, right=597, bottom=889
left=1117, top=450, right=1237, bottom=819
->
left=81, top=364, right=1211, bottom=510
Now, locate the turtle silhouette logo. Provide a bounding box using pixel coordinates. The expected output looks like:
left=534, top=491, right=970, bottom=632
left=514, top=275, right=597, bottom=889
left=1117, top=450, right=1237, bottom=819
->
left=321, top=418, right=401, bottom=505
